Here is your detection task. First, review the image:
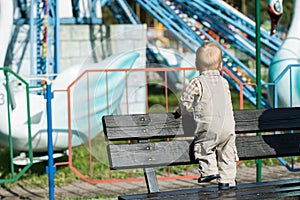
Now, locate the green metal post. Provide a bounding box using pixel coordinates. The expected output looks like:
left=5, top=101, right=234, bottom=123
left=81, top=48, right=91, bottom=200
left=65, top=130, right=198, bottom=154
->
left=255, top=0, right=262, bottom=182
left=4, top=70, right=15, bottom=180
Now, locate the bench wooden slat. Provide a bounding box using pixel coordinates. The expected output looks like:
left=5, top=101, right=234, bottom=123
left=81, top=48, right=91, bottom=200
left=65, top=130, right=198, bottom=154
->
left=103, top=113, right=184, bottom=140
left=107, top=140, right=194, bottom=170
left=118, top=179, right=300, bottom=200
left=234, top=107, right=300, bottom=133
left=103, top=107, right=300, bottom=140
left=236, top=133, right=300, bottom=160
left=107, top=133, right=300, bottom=169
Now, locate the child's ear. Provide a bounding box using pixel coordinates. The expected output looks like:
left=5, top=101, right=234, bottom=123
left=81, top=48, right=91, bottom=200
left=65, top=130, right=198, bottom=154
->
left=218, top=64, right=222, bottom=70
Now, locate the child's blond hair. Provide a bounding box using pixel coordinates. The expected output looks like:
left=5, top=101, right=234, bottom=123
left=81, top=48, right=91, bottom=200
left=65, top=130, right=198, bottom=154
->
left=195, top=42, right=222, bottom=72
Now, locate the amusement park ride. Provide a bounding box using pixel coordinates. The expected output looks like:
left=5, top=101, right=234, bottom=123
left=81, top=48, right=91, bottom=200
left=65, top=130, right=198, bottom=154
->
left=0, top=0, right=299, bottom=164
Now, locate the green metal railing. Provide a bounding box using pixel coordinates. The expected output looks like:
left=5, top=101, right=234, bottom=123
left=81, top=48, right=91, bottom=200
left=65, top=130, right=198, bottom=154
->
left=0, top=67, right=33, bottom=183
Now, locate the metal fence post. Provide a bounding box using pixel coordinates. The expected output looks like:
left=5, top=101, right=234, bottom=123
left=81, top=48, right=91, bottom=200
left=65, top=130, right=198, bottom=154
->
left=255, top=0, right=262, bottom=183
left=45, top=83, right=56, bottom=200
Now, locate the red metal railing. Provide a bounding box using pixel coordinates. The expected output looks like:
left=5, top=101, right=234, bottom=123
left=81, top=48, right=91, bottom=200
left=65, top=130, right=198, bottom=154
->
left=53, top=67, right=254, bottom=184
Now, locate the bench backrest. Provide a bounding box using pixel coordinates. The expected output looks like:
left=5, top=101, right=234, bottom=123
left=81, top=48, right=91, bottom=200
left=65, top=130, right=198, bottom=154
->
left=103, top=107, right=300, bottom=170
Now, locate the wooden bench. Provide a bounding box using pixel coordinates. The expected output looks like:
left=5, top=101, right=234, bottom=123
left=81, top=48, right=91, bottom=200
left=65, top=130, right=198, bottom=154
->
left=102, top=107, right=300, bottom=200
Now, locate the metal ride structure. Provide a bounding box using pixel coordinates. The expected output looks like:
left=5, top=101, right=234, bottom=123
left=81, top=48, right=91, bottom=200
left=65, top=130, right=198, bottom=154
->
left=1, top=0, right=104, bottom=152
left=13, top=0, right=59, bottom=83
left=187, top=0, right=281, bottom=52
left=173, top=0, right=272, bottom=66
left=29, top=0, right=102, bottom=83
left=33, top=0, right=58, bottom=91
left=11, top=0, right=275, bottom=109
left=114, top=0, right=273, bottom=108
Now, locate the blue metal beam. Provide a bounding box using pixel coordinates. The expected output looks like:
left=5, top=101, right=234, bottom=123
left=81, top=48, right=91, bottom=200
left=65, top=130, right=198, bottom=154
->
left=184, top=0, right=281, bottom=51
left=135, top=0, right=270, bottom=108
left=17, top=0, right=28, bottom=18
left=135, top=0, right=201, bottom=50
left=35, top=0, right=43, bottom=85
left=14, top=0, right=103, bottom=25
left=71, top=0, right=80, bottom=18
left=115, top=0, right=141, bottom=24
left=14, top=17, right=103, bottom=25
left=176, top=1, right=272, bottom=66
left=49, top=0, right=60, bottom=74
left=106, top=0, right=129, bottom=24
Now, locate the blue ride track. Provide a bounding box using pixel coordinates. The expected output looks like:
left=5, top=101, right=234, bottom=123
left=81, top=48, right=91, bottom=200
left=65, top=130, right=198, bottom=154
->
left=108, top=0, right=274, bottom=108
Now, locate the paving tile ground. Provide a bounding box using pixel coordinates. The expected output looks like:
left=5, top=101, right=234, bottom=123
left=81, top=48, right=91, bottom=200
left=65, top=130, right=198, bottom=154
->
left=1, top=165, right=300, bottom=199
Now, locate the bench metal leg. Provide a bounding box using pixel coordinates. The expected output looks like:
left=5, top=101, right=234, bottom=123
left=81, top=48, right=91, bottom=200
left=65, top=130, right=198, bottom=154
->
left=144, top=167, right=159, bottom=193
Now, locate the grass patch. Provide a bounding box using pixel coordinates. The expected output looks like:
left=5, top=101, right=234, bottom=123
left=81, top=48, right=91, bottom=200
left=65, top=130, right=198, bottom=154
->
left=238, top=157, right=300, bottom=168
left=231, top=88, right=256, bottom=110
left=147, top=82, right=180, bottom=112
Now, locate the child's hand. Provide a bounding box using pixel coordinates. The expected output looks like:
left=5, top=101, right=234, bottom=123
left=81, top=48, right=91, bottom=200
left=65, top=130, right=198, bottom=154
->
left=173, top=111, right=181, bottom=119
